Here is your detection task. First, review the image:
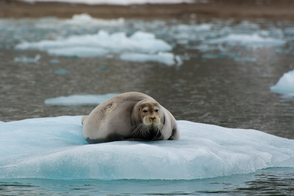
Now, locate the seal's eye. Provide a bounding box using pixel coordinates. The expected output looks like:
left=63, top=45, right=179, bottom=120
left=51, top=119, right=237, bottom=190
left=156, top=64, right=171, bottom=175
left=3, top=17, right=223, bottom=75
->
left=143, top=110, right=148, bottom=113
left=155, top=109, right=159, bottom=112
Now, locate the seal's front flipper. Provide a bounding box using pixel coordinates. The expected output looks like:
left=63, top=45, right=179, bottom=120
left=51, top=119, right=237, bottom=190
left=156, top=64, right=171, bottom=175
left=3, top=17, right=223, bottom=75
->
left=81, top=116, right=88, bottom=125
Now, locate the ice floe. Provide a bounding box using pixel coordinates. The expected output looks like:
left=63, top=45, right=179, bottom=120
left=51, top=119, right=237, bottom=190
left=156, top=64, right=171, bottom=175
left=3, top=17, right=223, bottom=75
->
left=45, top=94, right=119, bottom=106
left=4, top=15, right=293, bottom=63
left=270, top=70, right=294, bottom=96
left=120, top=52, right=182, bottom=66
left=206, top=33, right=286, bottom=47
left=16, top=31, right=172, bottom=58
left=0, top=116, right=293, bottom=179
left=20, top=0, right=195, bottom=5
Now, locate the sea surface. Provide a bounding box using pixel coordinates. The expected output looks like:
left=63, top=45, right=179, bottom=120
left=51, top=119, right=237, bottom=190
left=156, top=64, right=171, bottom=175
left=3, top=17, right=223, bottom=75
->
left=0, top=15, right=293, bottom=195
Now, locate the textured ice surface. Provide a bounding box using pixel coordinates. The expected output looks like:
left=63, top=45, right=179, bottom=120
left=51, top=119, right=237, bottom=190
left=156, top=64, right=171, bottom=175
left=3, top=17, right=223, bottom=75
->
left=16, top=30, right=172, bottom=59
left=120, top=52, right=182, bottom=66
left=20, top=0, right=195, bottom=5
left=0, top=116, right=293, bottom=179
left=45, top=94, right=119, bottom=106
left=270, top=70, right=294, bottom=95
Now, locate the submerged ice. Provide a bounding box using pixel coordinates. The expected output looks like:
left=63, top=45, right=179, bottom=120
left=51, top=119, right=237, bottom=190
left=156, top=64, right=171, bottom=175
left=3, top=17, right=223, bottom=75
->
left=0, top=116, right=293, bottom=180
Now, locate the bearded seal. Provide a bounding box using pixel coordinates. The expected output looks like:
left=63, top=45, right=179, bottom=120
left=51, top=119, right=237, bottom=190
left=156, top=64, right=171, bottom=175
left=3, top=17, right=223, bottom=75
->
left=81, top=92, right=179, bottom=143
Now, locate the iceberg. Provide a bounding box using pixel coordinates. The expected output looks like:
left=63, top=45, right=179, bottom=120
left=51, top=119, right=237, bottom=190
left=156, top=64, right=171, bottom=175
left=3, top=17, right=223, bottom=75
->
left=120, top=52, right=182, bottom=66
left=270, top=70, right=294, bottom=95
left=0, top=116, right=293, bottom=180
left=45, top=94, right=119, bottom=106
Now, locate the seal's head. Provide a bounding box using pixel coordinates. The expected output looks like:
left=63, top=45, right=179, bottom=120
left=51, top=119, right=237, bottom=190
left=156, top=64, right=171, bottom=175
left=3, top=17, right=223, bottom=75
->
left=138, top=101, right=161, bottom=126
left=132, top=100, right=164, bottom=140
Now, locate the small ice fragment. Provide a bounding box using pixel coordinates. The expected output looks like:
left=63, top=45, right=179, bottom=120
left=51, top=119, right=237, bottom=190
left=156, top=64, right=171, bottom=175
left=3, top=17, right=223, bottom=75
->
left=270, top=70, right=294, bottom=95
left=234, top=57, right=256, bottom=62
left=55, top=68, right=70, bottom=75
left=202, top=53, right=226, bottom=59
left=14, top=54, right=41, bottom=63
left=120, top=52, right=178, bottom=66
left=50, top=59, right=60, bottom=64
left=48, top=47, right=108, bottom=57
left=206, top=33, right=286, bottom=46
left=97, top=66, right=109, bottom=71
left=45, top=94, right=118, bottom=106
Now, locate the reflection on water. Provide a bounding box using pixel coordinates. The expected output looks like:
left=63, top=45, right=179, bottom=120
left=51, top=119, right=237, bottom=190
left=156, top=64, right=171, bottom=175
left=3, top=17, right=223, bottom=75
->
left=0, top=168, right=293, bottom=195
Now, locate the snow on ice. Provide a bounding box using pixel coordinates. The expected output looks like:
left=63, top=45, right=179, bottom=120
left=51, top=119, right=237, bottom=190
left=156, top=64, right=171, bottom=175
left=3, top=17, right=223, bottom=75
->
left=0, top=116, right=293, bottom=179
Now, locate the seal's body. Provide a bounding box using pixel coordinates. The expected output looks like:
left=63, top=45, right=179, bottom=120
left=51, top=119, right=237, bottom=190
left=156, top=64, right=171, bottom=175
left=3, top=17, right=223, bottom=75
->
left=82, top=92, right=179, bottom=143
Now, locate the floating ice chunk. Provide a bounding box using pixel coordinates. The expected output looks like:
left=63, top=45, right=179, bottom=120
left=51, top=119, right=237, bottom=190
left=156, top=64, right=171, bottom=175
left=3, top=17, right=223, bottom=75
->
left=48, top=47, right=108, bottom=57
left=15, top=30, right=172, bottom=57
left=0, top=116, right=293, bottom=179
left=206, top=33, right=286, bottom=47
left=64, top=13, right=125, bottom=26
left=234, top=57, right=256, bottom=62
left=50, top=59, right=60, bottom=64
left=14, top=54, right=41, bottom=63
left=54, top=68, right=70, bottom=75
left=270, top=70, right=294, bottom=95
left=20, top=0, right=195, bottom=5
left=45, top=94, right=119, bottom=106
left=202, top=53, right=226, bottom=59
left=120, top=52, right=182, bottom=66
left=174, top=24, right=212, bottom=32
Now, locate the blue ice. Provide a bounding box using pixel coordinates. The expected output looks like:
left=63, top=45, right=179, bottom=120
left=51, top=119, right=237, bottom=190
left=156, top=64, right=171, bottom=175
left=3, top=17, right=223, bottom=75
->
left=15, top=31, right=172, bottom=57
left=45, top=94, right=119, bottom=106
left=0, top=116, right=293, bottom=179
left=270, top=70, right=294, bottom=96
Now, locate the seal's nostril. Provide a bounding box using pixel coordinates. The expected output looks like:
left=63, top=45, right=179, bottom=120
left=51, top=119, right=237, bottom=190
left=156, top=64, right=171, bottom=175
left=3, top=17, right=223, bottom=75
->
left=150, top=117, right=156, bottom=120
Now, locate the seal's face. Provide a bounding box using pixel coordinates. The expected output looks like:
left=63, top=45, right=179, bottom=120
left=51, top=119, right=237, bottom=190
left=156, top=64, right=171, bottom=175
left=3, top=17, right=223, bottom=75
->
left=138, top=102, right=161, bottom=126
left=131, top=100, right=163, bottom=140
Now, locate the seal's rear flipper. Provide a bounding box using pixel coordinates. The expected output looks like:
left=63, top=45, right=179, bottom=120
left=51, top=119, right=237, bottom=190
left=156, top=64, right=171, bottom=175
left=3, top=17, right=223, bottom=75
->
left=81, top=116, right=88, bottom=125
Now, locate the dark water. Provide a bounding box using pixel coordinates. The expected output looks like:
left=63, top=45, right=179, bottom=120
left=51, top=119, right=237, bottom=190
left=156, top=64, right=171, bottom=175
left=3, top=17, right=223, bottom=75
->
left=0, top=168, right=293, bottom=195
left=0, top=17, right=293, bottom=195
